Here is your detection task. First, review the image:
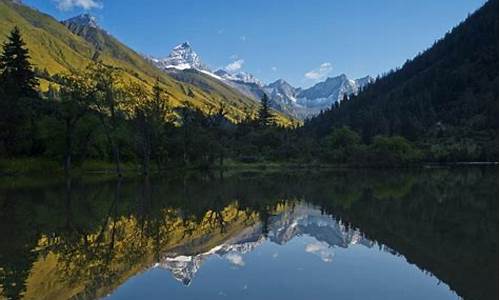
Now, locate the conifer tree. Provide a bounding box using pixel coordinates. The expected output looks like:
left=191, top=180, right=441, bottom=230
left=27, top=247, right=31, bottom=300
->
left=0, top=26, right=38, bottom=98
left=0, top=27, right=39, bottom=155
left=257, top=94, right=273, bottom=127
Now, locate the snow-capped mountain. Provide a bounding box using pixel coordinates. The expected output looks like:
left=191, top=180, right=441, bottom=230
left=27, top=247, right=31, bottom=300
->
left=216, top=73, right=373, bottom=119
left=354, top=75, right=373, bottom=88
left=158, top=205, right=373, bottom=285
left=62, top=13, right=99, bottom=29
left=214, top=69, right=264, bottom=86
left=297, top=74, right=373, bottom=108
left=265, top=79, right=300, bottom=106
left=146, top=42, right=373, bottom=119
left=149, top=42, right=210, bottom=71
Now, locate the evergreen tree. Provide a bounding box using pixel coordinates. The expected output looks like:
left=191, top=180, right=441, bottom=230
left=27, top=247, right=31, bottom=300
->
left=257, top=94, right=273, bottom=127
left=0, top=27, right=39, bottom=156
left=0, top=26, right=38, bottom=98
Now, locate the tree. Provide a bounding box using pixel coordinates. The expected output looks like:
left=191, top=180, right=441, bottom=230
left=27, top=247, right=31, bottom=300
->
left=208, top=104, right=231, bottom=168
left=149, top=79, right=173, bottom=169
left=86, top=62, right=126, bottom=176
left=0, top=27, right=38, bottom=98
left=257, top=94, right=273, bottom=127
left=369, top=135, right=421, bottom=166
left=54, top=72, right=93, bottom=173
left=325, top=127, right=361, bottom=163
left=128, top=79, right=172, bottom=174
left=0, top=27, right=39, bottom=156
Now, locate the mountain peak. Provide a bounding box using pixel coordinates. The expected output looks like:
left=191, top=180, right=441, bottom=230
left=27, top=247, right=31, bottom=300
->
left=269, top=79, right=292, bottom=88
left=213, top=70, right=263, bottom=86
left=326, top=73, right=348, bottom=82
left=175, top=41, right=192, bottom=49
left=149, top=41, right=209, bottom=71
left=64, top=13, right=99, bottom=29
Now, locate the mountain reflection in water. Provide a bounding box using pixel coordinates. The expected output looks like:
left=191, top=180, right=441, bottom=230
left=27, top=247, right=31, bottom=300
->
left=0, top=167, right=497, bottom=300
left=159, top=205, right=374, bottom=285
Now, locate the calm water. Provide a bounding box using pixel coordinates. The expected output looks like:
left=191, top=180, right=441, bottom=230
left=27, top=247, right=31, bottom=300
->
left=0, top=167, right=497, bottom=300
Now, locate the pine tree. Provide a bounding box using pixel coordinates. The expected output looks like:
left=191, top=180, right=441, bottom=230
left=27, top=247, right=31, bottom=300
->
left=0, top=27, right=38, bottom=98
left=0, top=27, right=39, bottom=156
left=257, top=94, right=273, bottom=127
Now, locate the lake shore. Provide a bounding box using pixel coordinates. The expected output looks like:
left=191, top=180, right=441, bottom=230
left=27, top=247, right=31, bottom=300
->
left=1, top=157, right=498, bottom=178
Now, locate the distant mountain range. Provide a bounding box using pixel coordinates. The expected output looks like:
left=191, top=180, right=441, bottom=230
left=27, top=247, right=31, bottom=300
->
left=148, top=42, right=373, bottom=119
left=0, top=0, right=372, bottom=121
left=159, top=205, right=374, bottom=285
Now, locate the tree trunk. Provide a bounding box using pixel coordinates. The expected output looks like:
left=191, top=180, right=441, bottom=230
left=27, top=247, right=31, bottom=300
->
left=113, top=144, right=122, bottom=177
left=64, top=120, right=73, bottom=174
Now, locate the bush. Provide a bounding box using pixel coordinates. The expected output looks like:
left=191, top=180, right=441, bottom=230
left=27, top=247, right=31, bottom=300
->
left=368, top=136, right=421, bottom=166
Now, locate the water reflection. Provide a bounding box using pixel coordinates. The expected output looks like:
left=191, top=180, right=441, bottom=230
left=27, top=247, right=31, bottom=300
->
left=160, top=205, right=374, bottom=286
left=0, top=167, right=497, bottom=300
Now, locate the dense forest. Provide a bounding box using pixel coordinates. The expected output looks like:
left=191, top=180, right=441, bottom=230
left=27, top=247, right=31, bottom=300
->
left=0, top=0, right=498, bottom=175
left=304, top=0, right=499, bottom=162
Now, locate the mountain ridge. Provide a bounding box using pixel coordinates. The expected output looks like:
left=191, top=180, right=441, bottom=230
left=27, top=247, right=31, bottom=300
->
left=0, top=1, right=296, bottom=125
left=159, top=205, right=373, bottom=285
left=148, top=42, right=372, bottom=119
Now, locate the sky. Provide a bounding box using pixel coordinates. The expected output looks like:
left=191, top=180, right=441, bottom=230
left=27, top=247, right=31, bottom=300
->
left=24, top=0, right=486, bottom=88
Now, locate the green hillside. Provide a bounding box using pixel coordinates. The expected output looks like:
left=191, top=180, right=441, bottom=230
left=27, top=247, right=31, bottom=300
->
left=0, top=0, right=293, bottom=125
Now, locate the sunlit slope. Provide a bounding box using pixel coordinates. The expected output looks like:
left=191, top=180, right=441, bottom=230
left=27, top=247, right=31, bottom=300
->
left=18, top=205, right=262, bottom=300
left=0, top=0, right=295, bottom=125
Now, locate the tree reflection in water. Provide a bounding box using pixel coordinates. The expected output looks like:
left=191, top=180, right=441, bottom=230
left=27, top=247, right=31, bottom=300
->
left=0, top=167, right=497, bottom=300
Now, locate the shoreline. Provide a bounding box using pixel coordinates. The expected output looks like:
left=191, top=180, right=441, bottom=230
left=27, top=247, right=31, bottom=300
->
left=0, top=158, right=498, bottom=179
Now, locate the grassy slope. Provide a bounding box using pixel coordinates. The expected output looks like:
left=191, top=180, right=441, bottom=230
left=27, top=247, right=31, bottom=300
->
left=0, top=0, right=294, bottom=125
left=18, top=206, right=262, bottom=300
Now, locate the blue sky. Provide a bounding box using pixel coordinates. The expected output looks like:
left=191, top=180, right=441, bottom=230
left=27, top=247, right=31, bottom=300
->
left=24, top=0, right=486, bottom=88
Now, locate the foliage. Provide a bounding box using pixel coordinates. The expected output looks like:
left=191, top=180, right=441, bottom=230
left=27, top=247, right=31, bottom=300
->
left=0, top=0, right=293, bottom=125
left=0, top=0, right=498, bottom=173
left=304, top=0, right=499, bottom=162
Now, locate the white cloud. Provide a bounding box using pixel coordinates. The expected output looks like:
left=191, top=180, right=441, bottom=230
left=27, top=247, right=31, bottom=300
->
left=225, top=253, right=245, bottom=267
left=230, top=54, right=239, bottom=60
left=54, top=0, right=103, bottom=10
left=225, top=59, right=244, bottom=73
left=271, top=66, right=278, bottom=72
left=240, top=35, right=247, bottom=42
left=305, top=242, right=334, bottom=263
left=305, top=62, right=333, bottom=80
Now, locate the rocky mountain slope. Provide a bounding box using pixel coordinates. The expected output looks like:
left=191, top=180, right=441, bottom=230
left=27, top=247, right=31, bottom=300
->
left=148, top=42, right=372, bottom=119
left=159, top=205, right=373, bottom=285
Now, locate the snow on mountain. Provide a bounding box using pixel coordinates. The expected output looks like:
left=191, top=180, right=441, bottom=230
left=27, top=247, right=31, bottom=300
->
left=149, top=42, right=210, bottom=72
left=354, top=75, right=373, bottom=89
left=297, top=74, right=372, bottom=107
left=158, top=205, right=373, bottom=285
left=265, top=79, right=300, bottom=105
left=146, top=42, right=373, bottom=119
left=214, top=70, right=264, bottom=86
left=62, top=13, right=99, bottom=29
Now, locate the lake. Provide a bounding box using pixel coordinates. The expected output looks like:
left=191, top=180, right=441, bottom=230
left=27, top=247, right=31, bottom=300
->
left=0, top=167, right=497, bottom=300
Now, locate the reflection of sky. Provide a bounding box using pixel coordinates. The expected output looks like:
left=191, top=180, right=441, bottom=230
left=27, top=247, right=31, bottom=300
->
left=225, top=253, right=245, bottom=267
left=305, top=241, right=334, bottom=263
left=106, top=208, right=459, bottom=300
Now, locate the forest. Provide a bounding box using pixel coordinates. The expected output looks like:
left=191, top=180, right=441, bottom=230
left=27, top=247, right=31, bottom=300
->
left=0, top=0, right=498, bottom=176
left=305, top=0, right=499, bottom=162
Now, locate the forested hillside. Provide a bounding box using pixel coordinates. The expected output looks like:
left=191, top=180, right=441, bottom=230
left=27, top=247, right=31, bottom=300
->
left=0, top=0, right=291, bottom=124
left=0, top=0, right=497, bottom=174
left=304, top=0, right=499, bottom=161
